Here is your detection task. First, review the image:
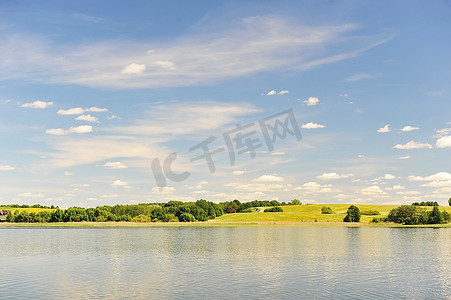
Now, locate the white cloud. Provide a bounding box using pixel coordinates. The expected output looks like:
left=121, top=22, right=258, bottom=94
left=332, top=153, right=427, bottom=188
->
left=302, top=97, right=319, bottom=106
left=87, top=198, right=102, bottom=202
left=377, top=124, right=391, bottom=133
left=0, top=165, right=15, bottom=171
left=345, top=73, right=370, bottom=82
left=45, top=128, right=67, bottom=135
left=393, top=185, right=405, bottom=190
left=111, top=180, right=131, bottom=189
left=266, top=90, right=289, bottom=96
left=266, top=90, right=277, bottom=96
left=316, top=172, right=353, bottom=180
left=271, top=152, right=285, bottom=156
left=396, top=191, right=421, bottom=195
left=100, top=194, right=118, bottom=198
left=57, top=107, right=108, bottom=115
left=0, top=16, right=389, bottom=89
left=407, top=172, right=451, bottom=181
left=70, top=183, right=90, bottom=188
left=46, top=125, right=93, bottom=135
left=121, top=63, right=146, bottom=75
left=152, top=60, right=176, bottom=70
left=18, top=192, right=44, bottom=198
left=232, top=170, right=247, bottom=175
left=301, top=122, right=326, bottom=129
left=44, top=135, right=167, bottom=168
left=435, top=128, right=451, bottom=137
left=295, top=181, right=338, bottom=194
left=400, top=125, right=419, bottom=132
left=64, top=171, right=74, bottom=176
left=393, top=141, right=432, bottom=149
left=420, top=180, right=451, bottom=188
left=107, top=114, right=121, bottom=120
left=108, top=101, right=259, bottom=137
left=253, top=174, right=285, bottom=182
left=360, top=185, right=385, bottom=195
left=76, top=114, right=99, bottom=123
left=193, top=190, right=209, bottom=194
left=152, top=187, right=175, bottom=194
left=384, top=173, right=395, bottom=180
left=103, top=161, right=128, bottom=169
left=70, top=125, right=93, bottom=134
left=21, top=100, right=53, bottom=109
left=436, top=136, right=451, bottom=148
left=399, top=155, right=411, bottom=160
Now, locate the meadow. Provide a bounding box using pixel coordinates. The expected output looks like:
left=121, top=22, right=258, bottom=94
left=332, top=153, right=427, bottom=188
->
left=2, top=204, right=451, bottom=227
left=210, top=204, right=451, bottom=224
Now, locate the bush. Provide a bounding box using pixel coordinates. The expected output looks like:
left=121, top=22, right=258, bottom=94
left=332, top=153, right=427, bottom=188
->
left=387, top=205, right=428, bottom=225
left=343, top=205, right=360, bottom=222
left=442, top=211, right=451, bottom=223
left=132, top=214, right=151, bottom=222
left=413, top=201, right=439, bottom=206
left=370, top=217, right=387, bottom=223
left=179, top=213, right=196, bottom=222
left=321, top=206, right=333, bottom=214
left=264, top=206, right=283, bottom=212
left=361, top=209, right=380, bottom=215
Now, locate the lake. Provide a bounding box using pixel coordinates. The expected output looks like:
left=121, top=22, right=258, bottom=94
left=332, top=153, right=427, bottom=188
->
left=0, top=227, right=450, bottom=299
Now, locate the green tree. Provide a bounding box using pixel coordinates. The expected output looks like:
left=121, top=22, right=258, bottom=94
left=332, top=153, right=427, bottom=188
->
left=50, top=209, right=64, bottom=222
left=387, top=205, right=428, bottom=225
left=448, top=197, right=451, bottom=206
left=179, top=213, right=196, bottom=222
left=428, top=205, right=445, bottom=224
left=343, top=205, right=360, bottom=222
left=264, top=206, right=283, bottom=212
left=224, top=202, right=238, bottom=214
left=290, top=199, right=301, bottom=205
left=321, top=206, right=333, bottom=214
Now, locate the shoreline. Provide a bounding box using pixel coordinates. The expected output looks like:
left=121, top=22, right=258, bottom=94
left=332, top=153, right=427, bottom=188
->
left=1, top=221, right=450, bottom=228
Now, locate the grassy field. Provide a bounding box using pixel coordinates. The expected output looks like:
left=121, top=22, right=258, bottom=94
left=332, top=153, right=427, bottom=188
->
left=210, top=204, right=451, bottom=223
left=0, top=207, right=55, bottom=213
left=1, top=204, right=451, bottom=227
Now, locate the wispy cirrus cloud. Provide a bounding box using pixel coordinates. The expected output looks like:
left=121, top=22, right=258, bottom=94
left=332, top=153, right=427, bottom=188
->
left=345, top=73, right=370, bottom=82
left=57, top=107, right=108, bottom=115
left=0, top=16, right=390, bottom=89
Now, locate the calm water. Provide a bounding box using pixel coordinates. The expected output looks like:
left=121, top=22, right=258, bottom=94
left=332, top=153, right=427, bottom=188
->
left=0, top=227, right=450, bottom=299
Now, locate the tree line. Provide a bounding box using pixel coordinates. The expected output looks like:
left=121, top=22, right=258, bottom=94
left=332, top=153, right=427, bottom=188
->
left=3, top=198, right=300, bottom=223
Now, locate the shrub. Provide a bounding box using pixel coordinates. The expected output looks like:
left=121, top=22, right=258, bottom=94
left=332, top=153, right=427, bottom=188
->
left=442, top=211, right=451, bottom=223
left=361, top=209, right=380, bottom=215
left=387, top=205, right=428, bottom=225
left=179, top=213, right=196, bottom=222
left=264, top=206, right=283, bottom=212
left=343, top=205, right=361, bottom=222
left=132, top=214, right=151, bottom=222
left=321, top=206, right=333, bottom=214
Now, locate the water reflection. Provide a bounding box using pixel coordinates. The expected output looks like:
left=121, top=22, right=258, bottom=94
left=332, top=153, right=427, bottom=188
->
left=0, top=227, right=450, bottom=299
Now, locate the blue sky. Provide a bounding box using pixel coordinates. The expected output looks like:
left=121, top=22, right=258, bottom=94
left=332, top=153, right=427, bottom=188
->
left=1, top=0, right=451, bottom=207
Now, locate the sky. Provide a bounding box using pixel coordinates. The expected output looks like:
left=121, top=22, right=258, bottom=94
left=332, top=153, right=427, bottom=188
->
left=1, top=0, right=451, bottom=207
